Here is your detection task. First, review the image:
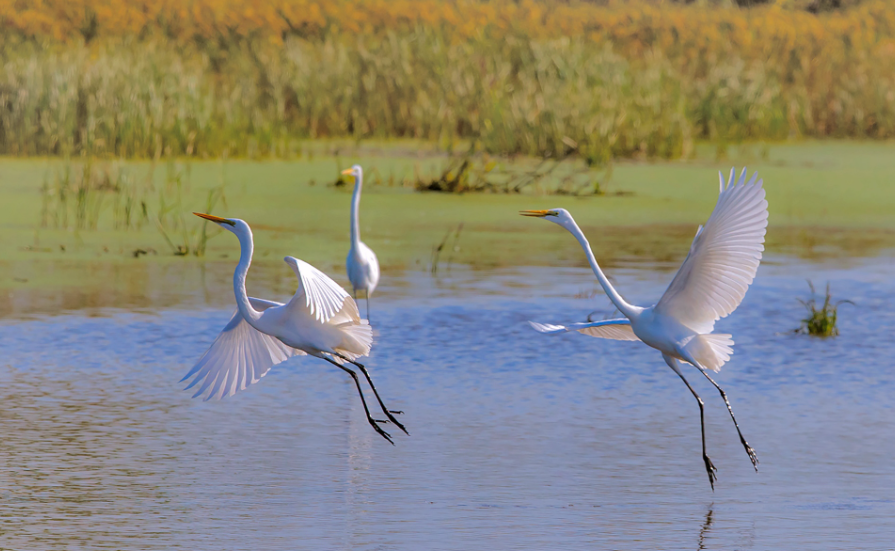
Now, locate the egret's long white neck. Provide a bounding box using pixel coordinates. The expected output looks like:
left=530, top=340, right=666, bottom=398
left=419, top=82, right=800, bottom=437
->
left=563, top=219, right=640, bottom=319
left=232, top=226, right=262, bottom=325
left=350, top=174, right=362, bottom=248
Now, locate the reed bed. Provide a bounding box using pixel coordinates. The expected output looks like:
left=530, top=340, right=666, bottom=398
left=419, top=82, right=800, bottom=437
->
left=38, top=155, right=226, bottom=255
left=1, top=0, right=882, bottom=43
left=1, top=0, right=894, bottom=159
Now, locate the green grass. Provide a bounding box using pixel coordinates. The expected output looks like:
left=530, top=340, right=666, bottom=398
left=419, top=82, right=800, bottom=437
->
left=1, top=141, right=895, bottom=305
left=796, top=281, right=850, bottom=338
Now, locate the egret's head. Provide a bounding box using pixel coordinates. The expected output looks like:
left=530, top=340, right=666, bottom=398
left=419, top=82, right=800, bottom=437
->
left=341, top=165, right=363, bottom=181
left=519, top=208, right=576, bottom=230
left=193, top=212, right=248, bottom=236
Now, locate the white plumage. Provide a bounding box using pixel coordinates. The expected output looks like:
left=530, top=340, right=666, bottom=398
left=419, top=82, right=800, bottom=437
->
left=342, top=165, right=380, bottom=319
left=183, top=213, right=405, bottom=444
left=182, top=298, right=303, bottom=400
left=289, top=257, right=354, bottom=323
left=655, top=168, right=768, bottom=334
left=529, top=319, right=640, bottom=341
left=521, top=167, right=767, bottom=489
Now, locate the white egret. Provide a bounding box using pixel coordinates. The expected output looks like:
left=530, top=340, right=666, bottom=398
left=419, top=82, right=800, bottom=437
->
left=181, top=212, right=406, bottom=444
left=342, top=165, right=380, bottom=320
left=522, top=168, right=767, bottom=489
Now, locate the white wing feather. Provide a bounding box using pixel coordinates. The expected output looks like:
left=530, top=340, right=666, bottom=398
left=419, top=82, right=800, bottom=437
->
left=654, top=168, right=768, bottom=334
left=181, top=298, right=303, bottom=401
left=285, top=257, right=351, bottom=323
left=529, top=319, right=640, bottom=341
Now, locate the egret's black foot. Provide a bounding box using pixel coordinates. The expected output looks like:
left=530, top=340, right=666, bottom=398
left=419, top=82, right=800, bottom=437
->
left=368, top=418, right=394, bottom=445
left=384, top=411, right=409, bottom=435
left=742, top=440, right=759, bottom=471
left=704, top=454, right=718, bottom=491
left=389, top=410, right=404, bottom=415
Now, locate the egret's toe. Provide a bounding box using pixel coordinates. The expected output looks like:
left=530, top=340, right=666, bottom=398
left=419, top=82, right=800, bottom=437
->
left=704, top=455, right=718, bottom=490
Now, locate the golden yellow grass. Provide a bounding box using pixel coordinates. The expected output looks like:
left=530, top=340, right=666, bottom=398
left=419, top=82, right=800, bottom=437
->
left=1, top=1, right=894, bottom=158
left=5, top=1, right=895, bottom=48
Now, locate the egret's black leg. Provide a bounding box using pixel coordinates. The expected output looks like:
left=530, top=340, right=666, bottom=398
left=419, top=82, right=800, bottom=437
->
left=366, top=293, right=371, bottom=322
left=700, top=370, right=758, bottom=471
left=665, top=355, right=717, bottom=490
left=336, top=354, right=408, bottom=435
left=323, top=357, right=393, bottom=444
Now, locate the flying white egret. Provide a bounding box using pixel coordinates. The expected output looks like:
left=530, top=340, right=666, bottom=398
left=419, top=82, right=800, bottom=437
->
left=342, top=165, right=380, bottom=320
left=181, top=212, right=406, bottom=444
left=522, top=167, right=767, bottom=489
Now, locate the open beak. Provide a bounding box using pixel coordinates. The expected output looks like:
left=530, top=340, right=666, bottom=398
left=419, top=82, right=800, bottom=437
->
left=193, top=212, right=235, bottom=226
left=341, top=169, right=354, bottom=176
left=519, top=210, right=552, bottom=218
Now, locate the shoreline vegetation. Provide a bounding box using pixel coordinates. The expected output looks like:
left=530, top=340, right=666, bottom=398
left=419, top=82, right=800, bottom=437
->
left=1, top=1, right=894, bottom=160
left=2, top=139, right=895, bottom=315
left=2, top=1, right=895, bottom=311
left=3, top=140, right=895, bottom=265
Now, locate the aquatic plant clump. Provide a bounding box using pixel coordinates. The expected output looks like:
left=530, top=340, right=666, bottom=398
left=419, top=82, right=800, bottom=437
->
left=796, top=281, right=850, bottom=337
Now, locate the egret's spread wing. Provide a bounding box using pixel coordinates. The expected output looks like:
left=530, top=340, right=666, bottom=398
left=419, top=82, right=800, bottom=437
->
left=529, top=319, right=640, bottom=341
left=286, top=257, right=351, bottom=322
left=181, top=298, right=303, bottom=401
left=654, top=168, right=768, bottom=333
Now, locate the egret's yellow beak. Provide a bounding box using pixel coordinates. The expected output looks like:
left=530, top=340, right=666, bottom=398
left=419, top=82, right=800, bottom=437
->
left=341, top=168, right=354, bottom=176
left=519, top=210, right=553, bottom=217
left=193, top=212, right=235, bottom=226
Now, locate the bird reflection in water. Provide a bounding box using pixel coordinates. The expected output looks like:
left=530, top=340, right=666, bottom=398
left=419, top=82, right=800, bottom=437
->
left=698, top=503, right=714, bottom=550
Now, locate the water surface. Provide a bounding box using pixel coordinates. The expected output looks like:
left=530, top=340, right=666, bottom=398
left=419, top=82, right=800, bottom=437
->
left=1, top=257, right=894, bottom=549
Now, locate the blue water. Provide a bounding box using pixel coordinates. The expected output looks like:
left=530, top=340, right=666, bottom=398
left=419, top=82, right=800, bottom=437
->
left=1, top=258, right=894, bottom=549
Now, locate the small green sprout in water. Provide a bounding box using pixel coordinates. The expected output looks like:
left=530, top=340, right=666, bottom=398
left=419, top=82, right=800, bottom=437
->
left=795, top=281, right=851, bottom=337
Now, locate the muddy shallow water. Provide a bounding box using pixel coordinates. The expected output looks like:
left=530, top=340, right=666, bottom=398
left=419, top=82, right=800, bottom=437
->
left=1, top=256, right=893, bottom=549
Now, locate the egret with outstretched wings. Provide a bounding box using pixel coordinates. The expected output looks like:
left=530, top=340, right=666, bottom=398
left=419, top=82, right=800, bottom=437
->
left=522, top=168, right=767, bottom=489
left=182, top=213, right=406, bottom=444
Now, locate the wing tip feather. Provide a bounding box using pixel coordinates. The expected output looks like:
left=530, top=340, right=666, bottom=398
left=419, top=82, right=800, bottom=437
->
left=529, top=320, right=563, bottom=333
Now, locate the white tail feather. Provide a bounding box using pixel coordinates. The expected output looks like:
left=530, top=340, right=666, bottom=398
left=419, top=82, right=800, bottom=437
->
left=333, top=320, right=373, bottom=362
left=683, top=333, right=734, bottom=372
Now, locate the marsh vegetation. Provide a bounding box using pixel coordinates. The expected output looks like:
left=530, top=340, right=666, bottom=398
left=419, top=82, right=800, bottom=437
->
left=795, top=281, right=851, bottom=338
left=5, top=141, right=895, bottom=273
left=1, top=1, right=894, bottom=161
left=38, top=156, right=227, bottom=257
left=2, top=1, right=895, bottom=304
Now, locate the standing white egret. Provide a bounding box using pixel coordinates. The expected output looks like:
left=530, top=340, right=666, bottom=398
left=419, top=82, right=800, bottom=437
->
left=342, top=165, right=380, bottom=320
left=181, top=212, right=406, bottom=444
left=522, top=168, right=767, bottom=489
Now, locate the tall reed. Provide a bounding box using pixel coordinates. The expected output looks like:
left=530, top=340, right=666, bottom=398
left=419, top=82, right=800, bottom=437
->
left=2, top=0, right=895, bottom=160
left=38, top=155, right=227, bottom=255
left=0, top=1, right=884, bottom=44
